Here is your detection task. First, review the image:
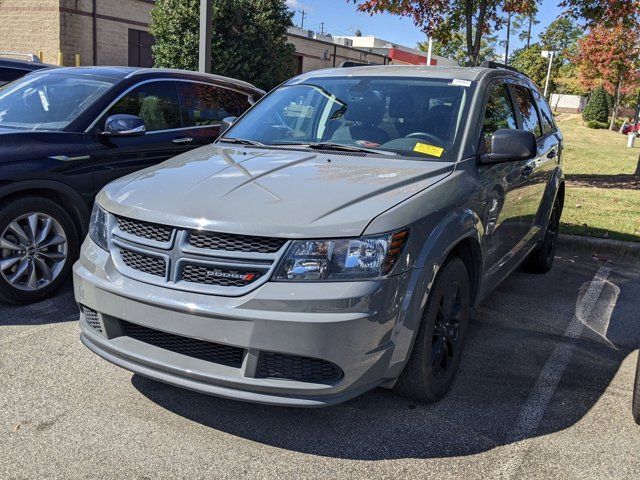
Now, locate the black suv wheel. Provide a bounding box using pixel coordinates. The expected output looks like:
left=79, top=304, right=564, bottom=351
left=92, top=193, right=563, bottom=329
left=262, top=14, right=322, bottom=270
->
left=523, top=194, right=562, bottom=274
left=0, top=196, right=79, bottom=304
left=394, top=256, right=471, bottom=402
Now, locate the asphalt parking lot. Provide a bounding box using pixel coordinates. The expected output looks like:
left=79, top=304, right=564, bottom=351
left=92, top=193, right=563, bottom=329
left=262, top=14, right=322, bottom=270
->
left=1, top=243, right=640, bottom=479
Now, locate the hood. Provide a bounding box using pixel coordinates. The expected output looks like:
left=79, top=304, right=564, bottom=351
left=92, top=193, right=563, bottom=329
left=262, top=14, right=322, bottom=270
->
left=98, top=145, right=454, bottom=238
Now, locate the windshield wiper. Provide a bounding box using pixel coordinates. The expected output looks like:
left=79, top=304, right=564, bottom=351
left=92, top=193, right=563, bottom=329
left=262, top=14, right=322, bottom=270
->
left=306, top=142, right=397, bottom=156
left=218, top=137, right=265, bottom=146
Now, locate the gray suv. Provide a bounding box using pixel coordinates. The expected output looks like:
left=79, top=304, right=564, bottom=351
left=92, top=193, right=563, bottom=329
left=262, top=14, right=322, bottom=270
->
left=74, top=63, right=564, bottom=406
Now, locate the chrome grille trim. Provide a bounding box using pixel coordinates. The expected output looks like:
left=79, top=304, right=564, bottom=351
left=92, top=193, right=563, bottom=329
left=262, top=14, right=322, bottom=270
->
left=108, top=217, right=289, bottom=295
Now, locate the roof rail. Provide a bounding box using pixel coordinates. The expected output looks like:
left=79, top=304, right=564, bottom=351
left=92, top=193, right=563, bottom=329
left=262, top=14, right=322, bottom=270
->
left=0, top=52, right=42, bottom=63
left=479, top=60, right=521, bottom=74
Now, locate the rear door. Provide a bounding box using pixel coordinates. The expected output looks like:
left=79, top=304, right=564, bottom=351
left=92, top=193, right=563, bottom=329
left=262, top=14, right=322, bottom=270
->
left=176, top=81, right=255, bottom=147
left=479, top=82, right=532, bottom=268
left=87, top=80, right=192, bottom=193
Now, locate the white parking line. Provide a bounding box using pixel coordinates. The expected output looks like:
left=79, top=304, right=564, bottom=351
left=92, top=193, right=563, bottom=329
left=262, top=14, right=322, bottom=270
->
left=495, top=267, right=612, bottom=478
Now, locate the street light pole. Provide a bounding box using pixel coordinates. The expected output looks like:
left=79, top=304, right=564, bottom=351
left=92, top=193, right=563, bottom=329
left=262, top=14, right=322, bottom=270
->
left=199, top=0, right=213, bottom=73
left=541, top=50, right=555, bottom=98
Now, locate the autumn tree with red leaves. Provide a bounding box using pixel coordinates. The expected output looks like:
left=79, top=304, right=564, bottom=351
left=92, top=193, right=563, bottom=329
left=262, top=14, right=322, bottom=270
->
left=351, top=1, right=640, bottom=67
left=576, top=23, right=640, bottom=130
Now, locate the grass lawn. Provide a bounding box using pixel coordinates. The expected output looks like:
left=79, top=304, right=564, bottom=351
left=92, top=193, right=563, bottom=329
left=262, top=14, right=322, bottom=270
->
left=559, top=115, right=639, bottom=176
left=558, top=114, right=640, bottom=242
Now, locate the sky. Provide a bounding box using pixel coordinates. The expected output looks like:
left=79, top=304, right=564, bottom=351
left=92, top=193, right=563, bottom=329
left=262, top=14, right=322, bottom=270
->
left=286, top=0, right=566, bottom=55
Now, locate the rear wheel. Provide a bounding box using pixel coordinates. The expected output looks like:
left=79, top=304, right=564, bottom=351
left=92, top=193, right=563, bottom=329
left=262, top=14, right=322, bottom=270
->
left=393, top=256, right=471, bottom=402
left=522, top=194, right=562, bottom=274
left=0, top=196, right=78, bottom=304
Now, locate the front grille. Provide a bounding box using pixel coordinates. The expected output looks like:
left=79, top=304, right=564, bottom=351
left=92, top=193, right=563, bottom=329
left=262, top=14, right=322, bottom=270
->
left=188, top=231, right=286, bottom=254
left=120, top=320, right=244, bottom=367
left=117, top=216, right=173, bottom=243
left=181, top=264, right=261, bottom=287
left=82, top=306, right=103, bottom=334
left=257, top=352, right=343, bottom=383
left=120, top=248, right=166, bottom=277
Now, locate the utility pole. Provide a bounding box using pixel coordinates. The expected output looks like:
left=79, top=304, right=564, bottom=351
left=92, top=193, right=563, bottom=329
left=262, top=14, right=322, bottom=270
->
left=299, top=10, right=306, bottom=29
left=541, top=50, right=555, bottom=98
left=320, top=22, right=325, bottom=35
left=199, top=0, right=213, bottom=73
left=504, top=12, right=511, bottom=65
left=426, top=37, right=433, bottom=65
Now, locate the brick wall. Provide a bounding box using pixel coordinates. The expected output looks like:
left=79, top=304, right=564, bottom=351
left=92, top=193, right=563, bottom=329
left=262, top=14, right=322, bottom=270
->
left=0, top=0, right=61, bottom=65
left=0, top=0, right=154, bottom=66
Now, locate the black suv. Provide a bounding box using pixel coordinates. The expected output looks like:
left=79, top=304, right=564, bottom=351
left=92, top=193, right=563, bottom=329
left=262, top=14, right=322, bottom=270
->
left=0, top=66, right=263, bottom=304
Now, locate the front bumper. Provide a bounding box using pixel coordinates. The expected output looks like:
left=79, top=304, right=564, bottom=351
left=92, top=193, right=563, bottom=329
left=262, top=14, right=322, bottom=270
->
left=74, top=238, right=415, bottom=407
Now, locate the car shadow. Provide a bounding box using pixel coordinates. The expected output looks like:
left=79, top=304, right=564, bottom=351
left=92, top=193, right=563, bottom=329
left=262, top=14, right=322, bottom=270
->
left=0, top=279, right=77, bottom=326
left=132, top=256, right=638, bottom=460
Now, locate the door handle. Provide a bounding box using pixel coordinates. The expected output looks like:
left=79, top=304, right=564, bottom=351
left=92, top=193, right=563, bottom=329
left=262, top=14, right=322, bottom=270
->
left=547, top=149, right=557, bottom=159
left=172, top=137, right=194, bottom=145
left=522, top=162, right=535, bottom=177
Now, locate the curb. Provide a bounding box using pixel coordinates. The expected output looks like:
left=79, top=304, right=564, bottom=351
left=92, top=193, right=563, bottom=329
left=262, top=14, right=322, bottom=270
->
left=559, top=234, right=640, bottom=257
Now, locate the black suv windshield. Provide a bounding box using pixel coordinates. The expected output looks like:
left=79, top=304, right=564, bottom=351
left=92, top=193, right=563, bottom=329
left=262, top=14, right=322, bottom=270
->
left=222, top=76, right=471, bottom=160
left=0, top=73, right=116, bottom=131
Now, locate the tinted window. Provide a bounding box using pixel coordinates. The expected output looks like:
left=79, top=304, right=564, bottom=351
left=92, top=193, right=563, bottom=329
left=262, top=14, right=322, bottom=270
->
left=177, top=82, right=250, bottom=127
left=482, top=84, right=517, bottom=151
left=0, top=68, right=28, bottom=85
left=224, top=78, right=470, bottom=161
left=532, top=90, right=556, bottom=135
left=512, top=85, right=542, bottom=137
left=106, top=81, right=181, bottom=132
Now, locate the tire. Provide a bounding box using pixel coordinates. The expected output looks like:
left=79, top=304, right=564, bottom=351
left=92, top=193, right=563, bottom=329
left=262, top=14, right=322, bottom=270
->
left=522, top=194, right=562, bottom=274
left=633, top=351, right=640, bottom=425
left=393, top=256, right=471, bottom=403
left=0, top=196, right=79, bottom=304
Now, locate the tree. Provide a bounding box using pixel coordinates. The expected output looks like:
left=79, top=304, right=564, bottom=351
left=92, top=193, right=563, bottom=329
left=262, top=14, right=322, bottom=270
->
left=575, top=23, right=640, bottom=129
left=418, top=30, right=499, bottom=66
left=539, top=17, right=581, bottom=57
left=512, top=10, right=539, bottom=48
left=151, top=0, right=295, bottom=90
left=351, top=0, right=538, bottom=66
left=582, top=85, right=609, bottom=123
left=510, top=43, right=560, bottom=89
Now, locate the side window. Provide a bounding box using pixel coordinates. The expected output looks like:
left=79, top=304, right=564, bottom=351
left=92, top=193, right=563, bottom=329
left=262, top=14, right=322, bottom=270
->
left=532, top=90, right=556, bottom=135
left=176, top=82, right=251, bottom=127
left=512, top=85, right=542, bottom=137
left=482, top=84, right=517, bottom=151
left=105, top=81, right=181, bottom=132
left=0, top=68, right=28, bottom=86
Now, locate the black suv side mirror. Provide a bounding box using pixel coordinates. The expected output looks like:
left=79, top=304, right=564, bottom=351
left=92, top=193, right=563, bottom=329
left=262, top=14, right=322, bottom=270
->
left=479, top=129, right=537, bottom=165
left=219, top=116, right=238, bottom=137
left=103, top=114, right=146, bottom=136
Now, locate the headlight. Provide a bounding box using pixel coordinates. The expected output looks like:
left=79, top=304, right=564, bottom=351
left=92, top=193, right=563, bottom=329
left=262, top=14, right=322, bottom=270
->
left=88, top=203, right=110, bottom=251
left=274, top=230, right=408, bottom=282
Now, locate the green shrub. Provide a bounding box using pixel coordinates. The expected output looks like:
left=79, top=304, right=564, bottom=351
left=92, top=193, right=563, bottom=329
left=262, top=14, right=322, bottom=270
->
left=586, top=120, right=609, bottom=129
left=582, top=86, right=609, bottom=123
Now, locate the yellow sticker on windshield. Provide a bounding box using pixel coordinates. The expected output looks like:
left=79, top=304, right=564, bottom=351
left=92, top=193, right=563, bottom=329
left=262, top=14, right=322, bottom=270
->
left=414, top=143, right=444, bottom=157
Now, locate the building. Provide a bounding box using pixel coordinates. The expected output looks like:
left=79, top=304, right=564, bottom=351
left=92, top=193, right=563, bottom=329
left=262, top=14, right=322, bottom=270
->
left=0, top=0, right=154, bottom=67
left=333, top=35, right=458, bottom=67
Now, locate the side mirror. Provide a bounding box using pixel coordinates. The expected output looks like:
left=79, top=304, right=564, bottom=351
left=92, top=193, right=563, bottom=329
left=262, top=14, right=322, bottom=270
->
left=219, top=116, right=238, bottom=137
left=479, top=129, right=537, bottom=165
left=102, top=114, right=146, bottom=136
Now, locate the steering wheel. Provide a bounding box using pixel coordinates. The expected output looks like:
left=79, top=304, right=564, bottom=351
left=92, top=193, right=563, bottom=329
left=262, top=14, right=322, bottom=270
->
left=405, top=132, right=444, bottom=146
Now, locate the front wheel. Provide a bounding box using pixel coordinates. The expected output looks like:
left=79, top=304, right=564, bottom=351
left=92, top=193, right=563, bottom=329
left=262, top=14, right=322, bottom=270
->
left=633, top=351, right=640, bottom=425
left=393, top=256, right=471, bottom=402
left=0, top=196, right=79, bottom=304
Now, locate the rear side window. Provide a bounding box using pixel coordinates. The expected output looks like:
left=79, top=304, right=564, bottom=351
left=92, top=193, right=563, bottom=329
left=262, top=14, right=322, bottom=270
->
left=0, top=68, right=29, bottom=86
left=106, top=81, right=181, bottom=132
left=176, top=82, right=250, bottom=127
left=512, top=85, right=542, bottom=137
left=532, top=90, right=556, bottom=135
left=482, top=84, right=517, bottom=151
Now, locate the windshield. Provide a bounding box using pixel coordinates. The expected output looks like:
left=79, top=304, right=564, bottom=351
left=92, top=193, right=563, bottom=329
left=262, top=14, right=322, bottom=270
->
left=0, top=73, right=116, bottom=131
left=222, top=77, right=470, bottom=160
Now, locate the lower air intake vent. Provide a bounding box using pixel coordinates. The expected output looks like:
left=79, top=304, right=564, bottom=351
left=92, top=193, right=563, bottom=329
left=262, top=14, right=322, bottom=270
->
left=82, top=306, right=103, bottom=334
left=120, top=320, right=244, bottom=368
left=120, top=248, right=166, bottom=277
left=257, top=352, right=343, bottom=383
